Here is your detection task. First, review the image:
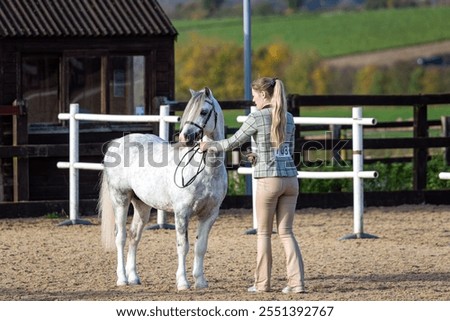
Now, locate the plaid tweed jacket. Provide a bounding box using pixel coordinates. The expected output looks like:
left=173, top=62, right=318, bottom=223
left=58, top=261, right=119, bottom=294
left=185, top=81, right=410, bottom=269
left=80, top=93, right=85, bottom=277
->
left=211, top=106, right=297, bottom=178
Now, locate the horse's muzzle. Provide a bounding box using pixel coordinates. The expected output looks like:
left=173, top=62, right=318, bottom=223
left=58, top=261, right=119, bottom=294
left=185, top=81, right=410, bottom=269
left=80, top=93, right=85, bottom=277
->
left=179, top=130, right=199, bottom=147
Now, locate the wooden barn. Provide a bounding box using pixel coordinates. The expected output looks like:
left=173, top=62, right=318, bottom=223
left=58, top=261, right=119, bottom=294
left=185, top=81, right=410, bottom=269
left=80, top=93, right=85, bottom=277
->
left=0, top=0, right=178, bottom=216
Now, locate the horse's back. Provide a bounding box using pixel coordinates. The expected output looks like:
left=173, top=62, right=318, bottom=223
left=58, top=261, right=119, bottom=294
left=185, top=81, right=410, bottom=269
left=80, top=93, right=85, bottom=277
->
left=102, top=133, right=227, bottom=214
left=104, top=133, right=168, bottom=165
left=102, top=133, right=178, bottom=209
left=115, top=133, right=165, bottom=145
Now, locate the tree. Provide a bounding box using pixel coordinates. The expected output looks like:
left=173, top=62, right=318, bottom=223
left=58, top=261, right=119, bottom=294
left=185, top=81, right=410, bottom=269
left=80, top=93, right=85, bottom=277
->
left=286, top=0, right=303, bottom=12
left=202, top=0, right=225, bottom=16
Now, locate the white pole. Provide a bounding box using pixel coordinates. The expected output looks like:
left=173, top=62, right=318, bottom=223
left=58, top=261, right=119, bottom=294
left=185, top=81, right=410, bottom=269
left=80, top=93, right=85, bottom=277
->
left=243, top=0, right=251, bottom=101
left=243, top=0, right=253, bottom=199
left=69, top=103, right=79, bottom=222
left=439, top=172, right=450, bottom=180
left=338, top=107, right=377, bottom=239
left=57, top=162, right=104, bottom=170
left=251, top=106, right=257, bottom=232
left=146, top=105, right=175, bottom=230
left=244, top=107, right=258, bottom=234
left=237, top=115, right=376, bottom=125
left=237, top=167, right=378, bottom=179
left=157, top=105, right=169, bottom=227
left=58, top=104, right=91, bottom=226
left=58, top=113, right=179, bottom=123
left=352, top=107, right=364, bottom=236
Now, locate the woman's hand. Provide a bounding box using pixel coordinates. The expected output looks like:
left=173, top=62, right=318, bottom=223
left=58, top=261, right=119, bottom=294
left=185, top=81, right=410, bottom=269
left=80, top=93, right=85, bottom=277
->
left=199, top=142, right=210, bottom=152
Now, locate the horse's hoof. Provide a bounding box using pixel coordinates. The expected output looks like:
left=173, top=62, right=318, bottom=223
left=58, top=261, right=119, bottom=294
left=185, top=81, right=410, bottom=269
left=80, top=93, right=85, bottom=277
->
left=128, top=279, right=141, bottom=286
left=177, top=283, right=190, bottom=291
left=194, top=281, right=208, bottom=289
left=117, top=280, right=128, bottom=286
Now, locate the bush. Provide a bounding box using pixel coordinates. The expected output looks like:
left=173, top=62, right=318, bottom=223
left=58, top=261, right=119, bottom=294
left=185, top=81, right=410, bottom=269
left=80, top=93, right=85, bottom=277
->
left=298, top=156, right=449, bottom=193
left=353, top=65, right=384, bottom=94
left=363, top=161, right=413, bottom=191
left=175, top=34, right=244, bottom=100
left=427, top=155, right=450, bottom=190
left=175, top=35, right=323, bottom=99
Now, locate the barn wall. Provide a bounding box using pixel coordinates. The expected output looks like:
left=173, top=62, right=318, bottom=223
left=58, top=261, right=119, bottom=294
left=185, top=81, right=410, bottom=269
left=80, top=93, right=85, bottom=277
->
left=26, top=126, right=155, bottom=201
left=0, top=36, right=176, bottom=203
left=0, top=43, right=18, bottom=105
left=0, top=43, right=18, bottom=201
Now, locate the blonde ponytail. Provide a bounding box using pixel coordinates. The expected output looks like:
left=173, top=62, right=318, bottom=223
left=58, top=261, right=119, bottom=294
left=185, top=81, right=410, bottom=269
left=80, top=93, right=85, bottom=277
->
left=251, top=77, right=288, bottom=147
left=270, top=79, right=287, bottom=147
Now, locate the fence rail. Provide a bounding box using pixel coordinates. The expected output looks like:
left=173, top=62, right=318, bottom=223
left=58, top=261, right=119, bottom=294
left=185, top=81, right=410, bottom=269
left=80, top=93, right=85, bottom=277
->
left=439, top=172, right=450, bottom=180
left=55, top=104, right=179, bottom=226
left=1, top=93, right=450, bottom=216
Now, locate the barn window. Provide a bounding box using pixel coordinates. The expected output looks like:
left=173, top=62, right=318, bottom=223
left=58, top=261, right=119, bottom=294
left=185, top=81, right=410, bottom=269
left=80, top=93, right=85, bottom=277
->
left=109, top=56, right=145, bottom=115
left=21, top=55, right=59, bottom=124
left=67, top=56, right=102, bottom=115
left=21, top=53, right=150, bottom=124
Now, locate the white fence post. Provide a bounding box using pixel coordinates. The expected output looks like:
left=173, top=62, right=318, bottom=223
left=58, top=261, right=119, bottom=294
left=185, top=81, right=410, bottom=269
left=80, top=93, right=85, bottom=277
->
left=58, top=104, right=91, bottom=226
left=245, top=106, right=258, bottom=234
left=340, top=107, right=377, bottom=239
left=57, top=104, right=179, bottom=228
left=147, top=105, right=175, bottom=230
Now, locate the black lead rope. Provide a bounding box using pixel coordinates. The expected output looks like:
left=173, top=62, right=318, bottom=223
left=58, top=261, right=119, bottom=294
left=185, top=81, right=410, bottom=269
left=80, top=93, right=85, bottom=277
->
left=174, top=142, right=207, bottom=188
left=174, top=99, right=217, bottom=188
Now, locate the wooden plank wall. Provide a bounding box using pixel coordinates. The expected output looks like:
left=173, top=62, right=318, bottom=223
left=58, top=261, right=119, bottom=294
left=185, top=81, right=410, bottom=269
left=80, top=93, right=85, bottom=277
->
left=0, top=45, right=18, bottom=202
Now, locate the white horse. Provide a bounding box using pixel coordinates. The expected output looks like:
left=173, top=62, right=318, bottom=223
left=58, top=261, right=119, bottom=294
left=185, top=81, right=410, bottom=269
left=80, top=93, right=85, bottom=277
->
left=99, top=87, right=227, bottom=290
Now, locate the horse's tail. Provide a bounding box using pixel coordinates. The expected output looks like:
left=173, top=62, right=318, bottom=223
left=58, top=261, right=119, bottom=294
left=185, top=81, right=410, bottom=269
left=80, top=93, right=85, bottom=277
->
left=98, top=171, right=116, bottom=252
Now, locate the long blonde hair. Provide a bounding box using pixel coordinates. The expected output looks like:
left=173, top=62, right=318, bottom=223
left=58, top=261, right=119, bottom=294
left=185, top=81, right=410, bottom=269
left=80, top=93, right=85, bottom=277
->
left=251, top=77, right=287, bottom=147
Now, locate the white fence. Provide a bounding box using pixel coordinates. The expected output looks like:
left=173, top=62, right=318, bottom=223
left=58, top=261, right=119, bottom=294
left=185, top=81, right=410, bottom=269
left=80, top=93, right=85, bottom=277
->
left=57, top=104, right=378, bottom=239
left=56, top=103, right=179, bottom=226
left=238, top=107, right=379, bottom=239
left=439, top=172, right=450, bottom=180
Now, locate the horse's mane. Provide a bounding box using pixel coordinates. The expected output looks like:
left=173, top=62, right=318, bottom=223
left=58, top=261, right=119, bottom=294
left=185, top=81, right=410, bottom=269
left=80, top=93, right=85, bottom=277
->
left=180, top=90, right=207, bottom=128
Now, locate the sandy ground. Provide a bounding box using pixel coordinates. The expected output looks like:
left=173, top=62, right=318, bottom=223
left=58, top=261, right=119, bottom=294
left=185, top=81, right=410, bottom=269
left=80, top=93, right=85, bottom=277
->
left=323, top=40, right=450, bottom=68
left=0, top=204, right=449, bottom=301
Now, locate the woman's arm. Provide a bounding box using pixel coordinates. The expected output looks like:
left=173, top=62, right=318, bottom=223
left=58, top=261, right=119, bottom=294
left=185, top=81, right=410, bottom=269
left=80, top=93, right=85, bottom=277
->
left=200, top=113, right=258, bottom=152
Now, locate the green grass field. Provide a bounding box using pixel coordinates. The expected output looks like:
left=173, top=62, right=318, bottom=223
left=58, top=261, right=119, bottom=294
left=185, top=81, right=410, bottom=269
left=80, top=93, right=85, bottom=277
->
left=174, top=8, right=450, bottom=192
left=174, top=7, right=450, bottom=126
left=174, top=7, right=450, bottom=58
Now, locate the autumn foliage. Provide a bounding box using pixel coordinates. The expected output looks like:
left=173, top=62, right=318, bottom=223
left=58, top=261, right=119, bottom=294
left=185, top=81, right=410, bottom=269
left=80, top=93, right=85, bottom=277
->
left=175, top=34, right=450, bottom=100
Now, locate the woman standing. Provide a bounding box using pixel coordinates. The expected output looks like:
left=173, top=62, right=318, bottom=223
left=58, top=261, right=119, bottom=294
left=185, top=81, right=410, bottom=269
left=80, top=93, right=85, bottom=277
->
left=200, top=77, right=305, bottom=293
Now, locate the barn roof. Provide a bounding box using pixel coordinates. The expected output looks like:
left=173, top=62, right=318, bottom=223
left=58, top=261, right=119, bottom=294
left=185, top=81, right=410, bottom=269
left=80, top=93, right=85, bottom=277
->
left=0, top=0, right=177, bottom=38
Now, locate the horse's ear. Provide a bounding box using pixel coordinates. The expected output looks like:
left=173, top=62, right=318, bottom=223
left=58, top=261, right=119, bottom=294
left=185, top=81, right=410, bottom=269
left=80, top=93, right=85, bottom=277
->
left=204, top=87, right=212, bottom=97
left=189, top=89, right=196, bottom=96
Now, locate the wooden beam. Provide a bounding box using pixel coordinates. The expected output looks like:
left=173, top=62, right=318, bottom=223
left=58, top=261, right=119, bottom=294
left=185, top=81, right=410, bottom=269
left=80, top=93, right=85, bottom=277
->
left=442, top=116, right=450, bottom=166
left=101, top=55, right=109, bottom=114
left=0, top=105, right=21, bottom=115
left=12, top=112, right=29, bottom=201
left=2, top=190, right=450, bottom=218
left=413, top=104, right=428, bottom=191
left=289, top=93, right=450, bottom=107
left=0, top=143, right=105, bottom=158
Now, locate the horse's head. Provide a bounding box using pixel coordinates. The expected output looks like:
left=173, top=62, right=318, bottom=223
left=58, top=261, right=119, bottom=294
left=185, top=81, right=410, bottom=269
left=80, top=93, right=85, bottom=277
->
left=179, top=87, right=223, bottom=146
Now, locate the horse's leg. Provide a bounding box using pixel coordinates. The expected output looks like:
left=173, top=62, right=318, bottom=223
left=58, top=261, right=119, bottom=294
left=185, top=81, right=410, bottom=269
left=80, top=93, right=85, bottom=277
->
left=174, top=210, right=191, bottom=291
left=193, top=207, right=219, bottom=289
left=114, top=203, right=130, bottom=286
left=126, top=198, right=151, bottom=285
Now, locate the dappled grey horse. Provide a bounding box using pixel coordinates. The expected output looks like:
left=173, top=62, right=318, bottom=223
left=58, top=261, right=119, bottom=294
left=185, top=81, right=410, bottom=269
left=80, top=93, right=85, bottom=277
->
left=99, top=88, right=227, bottom=290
